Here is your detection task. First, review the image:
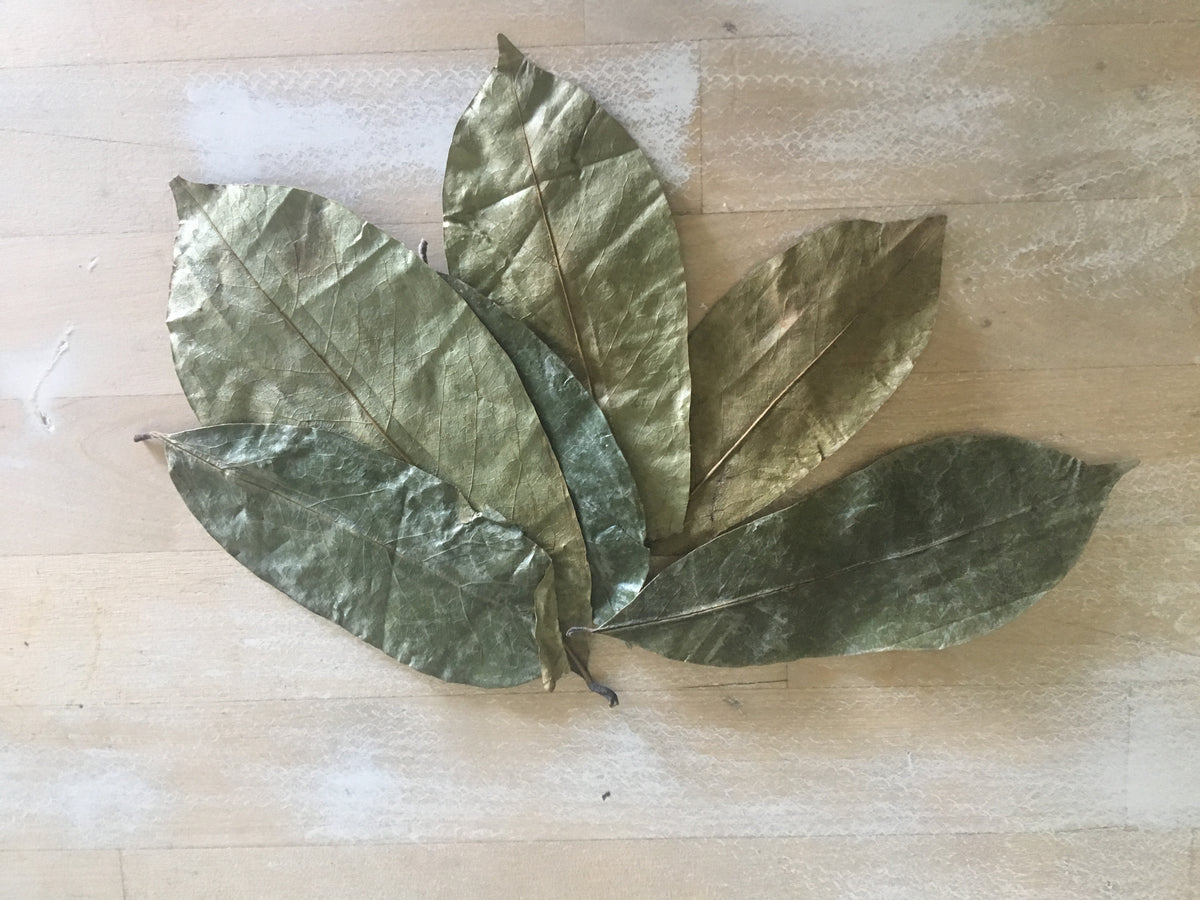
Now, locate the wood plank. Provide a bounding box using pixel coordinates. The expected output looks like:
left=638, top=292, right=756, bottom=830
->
left=766, top=365, right=1200, bottom=515
left=1129, top=682, right=1200, bottom=828
left=0, top=550, right=785, bottom=707
left=122, top=830, right=1195, bottom=899
left=0, top=223, right=440, bottom=402
left=5, top=195, right=1195, bottom=403
left=586, top=0, right=1200, bottom=44
left=701, top=24, right=1200, bottom=211
left=3, top=360, right=1196, bottom=557
left=1, top=0, right=586, bottom=68
left=2, top=527, right=1193, bottom=709
left=788, top=525, right=1200, bottom=690
left=1192, top=832, right=1199, bottom=900
left=677, top=200, right=1200, bottom=370
left=0, top=394, right=204, bottom=557
left=0, top=685, right=1131, bottom=850
left=0, top=850, right=124, bottom=900
left=0, top=41, right=700, bottom=239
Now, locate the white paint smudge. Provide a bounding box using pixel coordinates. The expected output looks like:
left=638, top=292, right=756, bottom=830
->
left=182, top=43, right=700, bottom=211
left=745, top=0, right=1055, bottom=63
left=85, top=256, right=99, bottom=273
left=184, top=67, right=482, bottom=202
left=28, top=324, right=74, bottom=432
left=0, top=743, right=163, bottom=844
left=788, top=84, right=1017, bottom=168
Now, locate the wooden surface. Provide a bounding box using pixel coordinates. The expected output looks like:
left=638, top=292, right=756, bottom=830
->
left=2, top=2, right=1198, bottom=897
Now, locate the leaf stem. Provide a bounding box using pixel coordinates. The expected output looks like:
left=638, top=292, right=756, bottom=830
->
left=562, top=636, right=618, bottom=707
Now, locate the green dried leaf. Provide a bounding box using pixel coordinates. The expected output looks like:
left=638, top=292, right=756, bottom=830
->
left=447, top=276, right=649, bottom=625
left=664, top=216, right=945, bottom=555
left=167, top=178, right=589, bottom=688
left=157, top=424, right=548, bottom=687
left=443, top=35, right=692, bottom=542
left=598, top=435, right=1131, bottom=666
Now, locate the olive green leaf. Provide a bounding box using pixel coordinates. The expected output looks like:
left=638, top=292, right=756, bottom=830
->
left=447, top=276, right=649, bottom=625
left=167, top=178, right=589, bottom=688
left=596, top=435, right=1131, bottom=667
left=152, top=424, right=548, bottom=687
left=443, top=35, right=692, bottom=543
left=663, top=216, right=946, bottom=555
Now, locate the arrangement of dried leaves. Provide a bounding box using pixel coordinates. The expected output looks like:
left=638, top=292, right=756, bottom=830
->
left=139, top=37, right=1129, bottom=704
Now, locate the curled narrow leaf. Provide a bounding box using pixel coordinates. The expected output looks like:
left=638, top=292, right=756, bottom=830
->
left=599, top=435, right=1131, bottom=667
left=447, top=276, right=649, bottom=625
left=167, top=178, right=589, bottom=688
left=443, top=35, right=692, bottom=542
left=157, top=424, right=548, bottom=687
left=664, top=216, right=946, bottom=555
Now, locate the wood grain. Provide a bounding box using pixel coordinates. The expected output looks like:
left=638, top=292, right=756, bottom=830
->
left=0, top=1, right=587, bottom=68
left=3, top=3, right=1197, bottom=897
left=0, top=686, right=1134, bottom=849
left=121, top=831, right=1196, bottom=899
left=700, top=24, right=1199, bottom=211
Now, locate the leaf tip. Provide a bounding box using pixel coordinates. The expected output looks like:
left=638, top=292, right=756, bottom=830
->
left=496, top=33, right=524, bottom=71
left=169, top=177, right=202, bottom=216
left=1109, top=457, right=1139, bottom=479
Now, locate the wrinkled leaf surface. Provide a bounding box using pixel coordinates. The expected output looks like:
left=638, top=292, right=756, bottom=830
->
left=600, top=435, right=1130, bottom=666
left=161, top=424, right=547, bottom=687
left=667, top=216, right=945, bottom=554
left=448, top=276, right=649, bottom=624
left=167, top=178, right=588, bottom=687
left=443, top=35, right=692, bottom=542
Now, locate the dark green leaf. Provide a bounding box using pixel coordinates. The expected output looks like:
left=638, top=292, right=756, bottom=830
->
left=447, top=276, right=649, bottom=625
left=158, top=424, right=548, bottom=687
left=443, top=35, right=692, bottom=542
left=599, top=435, right=1131, bottom=667
left=167, top=178, right=589, bottom=688
left=663, top=216, right=945, bottom=555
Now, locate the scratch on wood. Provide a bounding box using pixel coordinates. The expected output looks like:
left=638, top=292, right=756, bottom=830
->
left=29, top=324, right=74, bottom=432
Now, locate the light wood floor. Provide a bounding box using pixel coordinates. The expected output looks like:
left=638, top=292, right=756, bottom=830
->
left=2, top=2, right=1198, bottom=897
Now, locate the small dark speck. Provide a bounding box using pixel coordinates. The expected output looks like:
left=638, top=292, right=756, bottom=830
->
left=1095, top=60, right=1106, bottom=71
left=722, top=20, right=738, bottom=34
left=601, top=791, right=611, bottom=801
left=980, top=317, right=993, bottom=329
left=24, top=641, right=29, bottom=647
left=724, top=696, right=741, bottom=709
left=1133, top=85, right=1152, bottom=101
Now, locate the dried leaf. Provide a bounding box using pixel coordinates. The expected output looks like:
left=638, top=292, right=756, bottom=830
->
left=443, top=35, right=692, bottom=542
left=598, top=435, right=1131, bottom=666
left=157, top=424, right=548, bottom=687
left=167, top=178, right=589, bottom=688
left=447, top=276, right=649, bottom=624
left=664, top=216, right=945, bottom=554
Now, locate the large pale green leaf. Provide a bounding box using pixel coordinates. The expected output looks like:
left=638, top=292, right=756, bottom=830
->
left=155, top=424, right=548, bottom=687
left=447, top=276, right=649, bottom=625
left=664, top=216, right=946, bottom=555
left=443, top=35, right=692, bottom=542
left=596, top=435, right=1130, bottom=666
left=167, top=178, right=589, bottom=688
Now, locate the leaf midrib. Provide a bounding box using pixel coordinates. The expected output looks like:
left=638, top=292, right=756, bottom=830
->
left=503, top=71, right=596, bottom=396
left=603, top=475, right=1095, bottom=633
left=182, top=183, right=421, bottom=469
left=689, top=219, right=940, bottom=498
left=166, top=433, right=506, bottom=596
